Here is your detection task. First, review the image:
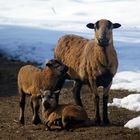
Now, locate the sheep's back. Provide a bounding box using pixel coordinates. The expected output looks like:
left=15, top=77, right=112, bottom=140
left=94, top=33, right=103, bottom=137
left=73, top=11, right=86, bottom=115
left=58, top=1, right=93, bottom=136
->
left=62, top=104, right=88, bottom=121
left=55, top=34, right=88, bottom=79
left=18, top=65, right=41, bottom=94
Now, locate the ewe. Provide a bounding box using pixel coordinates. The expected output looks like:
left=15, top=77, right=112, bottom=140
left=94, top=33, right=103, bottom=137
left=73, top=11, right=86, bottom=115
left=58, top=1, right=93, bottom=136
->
left=54, top=19, right=121, bottom=125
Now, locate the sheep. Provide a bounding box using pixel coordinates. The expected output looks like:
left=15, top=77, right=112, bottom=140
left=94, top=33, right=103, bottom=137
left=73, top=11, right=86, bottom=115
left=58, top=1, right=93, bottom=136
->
left=41, top=90, right=93, bottom=131
left=54, top=19, right=121, bottom=125
left=18, top=59, right=68, bottom=125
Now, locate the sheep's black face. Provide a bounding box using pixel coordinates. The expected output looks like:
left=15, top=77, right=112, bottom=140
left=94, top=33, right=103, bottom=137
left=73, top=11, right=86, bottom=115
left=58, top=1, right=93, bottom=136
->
left=41, top=90, right=59, bottom=110
left=46, top=59, right=68, bottom=76
left=86, top=19, right=121, bottom=47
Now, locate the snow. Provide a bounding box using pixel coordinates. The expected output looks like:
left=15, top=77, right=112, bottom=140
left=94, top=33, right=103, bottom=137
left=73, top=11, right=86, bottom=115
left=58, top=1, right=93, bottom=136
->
left=0, top=0, right=140, bottom=130
left=124, top=116, right=140, bottom=130
left=108, top=94, right=140, bottom=112
left=0, top=25, right=66, bottom=66
left=109, top=94, right=140, bottom=130
left=0, top=0, right=140, bottom=30
left=112, top=71, right=140, bottom=92
left=0, top=0, right=140, bottom=69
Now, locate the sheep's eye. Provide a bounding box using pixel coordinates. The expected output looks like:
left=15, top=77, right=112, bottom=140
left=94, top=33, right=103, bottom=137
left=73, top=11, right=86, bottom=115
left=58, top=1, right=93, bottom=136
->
left=95, top=21, right=99, bottom=29
left=41, top=95, right=44, bottom=98
left=47, top=95, right=52, bottom=99
left=53, top=63, right=61, bottom=69
left=52, top=94, right=56, bottom=98
left=108, top=21, right=112, bottom=29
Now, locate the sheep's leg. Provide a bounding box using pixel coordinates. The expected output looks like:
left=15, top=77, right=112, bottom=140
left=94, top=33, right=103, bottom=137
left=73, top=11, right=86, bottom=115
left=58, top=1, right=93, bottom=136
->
left=31, top=95, right=41, bottom=125
left=45, top=121, right=51, bottom=131
left=89, top=79, right=101, bottom=125
left=19, top=90, right=26, bottom=125
left=103, top=83, right=111, bottom=125
left=30, top=98, right=34, bottom=115
left=73, top=81, right=83, bottom=106
left=62, top=116, right=71, bottom=131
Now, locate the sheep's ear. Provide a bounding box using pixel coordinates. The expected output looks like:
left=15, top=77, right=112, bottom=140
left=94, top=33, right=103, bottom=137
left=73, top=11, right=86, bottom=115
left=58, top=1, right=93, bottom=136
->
left=54, top=90, right=60, bottom=94
left=46, top=63, right=52, bottom=67
left=86, top=23, right=95, bottom=29
left=113, top=23, right=121, bottom=29
left=37, top=94, right=42, bottom=99
left=40, top=89, right=44, bottom=94
left=44, top=90, right=52, bottom=94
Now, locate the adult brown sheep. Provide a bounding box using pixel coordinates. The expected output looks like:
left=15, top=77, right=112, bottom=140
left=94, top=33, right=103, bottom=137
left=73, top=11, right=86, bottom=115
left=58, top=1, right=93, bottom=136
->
left=54, top=19, right=121, bottom=125
left=18, top=59, right=68, bottom=125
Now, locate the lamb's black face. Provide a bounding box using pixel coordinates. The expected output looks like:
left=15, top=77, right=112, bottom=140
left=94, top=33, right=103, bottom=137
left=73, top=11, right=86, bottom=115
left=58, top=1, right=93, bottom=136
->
left=46, top=59, right=68, bottom=75
left=86, top=19, right=121, bottom=47
left=41, top=90, right=60, bottom=110
left=41, top=90, right=57, bottom=110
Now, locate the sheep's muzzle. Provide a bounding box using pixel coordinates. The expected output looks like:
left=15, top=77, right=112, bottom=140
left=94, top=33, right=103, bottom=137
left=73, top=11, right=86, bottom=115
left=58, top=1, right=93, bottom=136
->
left=98, top=38, right=109, bottom=47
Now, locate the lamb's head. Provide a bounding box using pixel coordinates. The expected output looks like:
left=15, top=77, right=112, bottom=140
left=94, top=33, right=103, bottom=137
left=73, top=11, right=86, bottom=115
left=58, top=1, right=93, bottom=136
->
left=41, top=90, right=59, bottom=111
left=87, top=19, right=121, bottom=47
left=46, top=59, right=68, bottom=76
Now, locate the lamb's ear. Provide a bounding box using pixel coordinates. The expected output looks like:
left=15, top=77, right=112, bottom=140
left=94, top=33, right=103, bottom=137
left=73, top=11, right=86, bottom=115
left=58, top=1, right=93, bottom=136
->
left=44, top=90, right=52, bottom=94
left=113, top=23, right=121, bottom=29
left=54, top=90, right=60, bottom=94
left=37, top=94, right=42, bottom=99
left=86, top=23, right=95, bottom=29
left=40, top=89, right=44, bottom=94
left=46, top=63, right=52, bottom=67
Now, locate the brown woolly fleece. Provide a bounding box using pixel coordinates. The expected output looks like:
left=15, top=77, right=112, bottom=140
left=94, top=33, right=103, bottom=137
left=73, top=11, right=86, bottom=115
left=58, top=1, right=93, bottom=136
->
left=18, top=65, right=60, bottom=96
left=55, top=34, right=118, bottom=81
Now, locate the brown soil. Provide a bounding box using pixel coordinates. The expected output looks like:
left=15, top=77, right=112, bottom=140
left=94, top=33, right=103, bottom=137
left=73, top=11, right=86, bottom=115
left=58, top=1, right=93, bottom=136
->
left=0, top=56, right=140, bottom=140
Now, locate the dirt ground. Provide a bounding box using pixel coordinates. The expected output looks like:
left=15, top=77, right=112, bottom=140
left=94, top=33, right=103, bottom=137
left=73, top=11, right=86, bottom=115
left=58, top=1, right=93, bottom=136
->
left=0, top=55, right=140, bottom=140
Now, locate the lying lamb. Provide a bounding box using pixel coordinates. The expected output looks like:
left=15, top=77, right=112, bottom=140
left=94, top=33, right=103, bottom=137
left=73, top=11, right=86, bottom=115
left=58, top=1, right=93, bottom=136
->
left=41, top=90, right=94, bottom=131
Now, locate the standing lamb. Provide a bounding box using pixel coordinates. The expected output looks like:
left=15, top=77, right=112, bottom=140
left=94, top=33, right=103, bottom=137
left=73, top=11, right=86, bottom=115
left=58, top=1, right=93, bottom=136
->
left=54, top=19, right=121, bottom=125
left=18, top=59, right=68, bottom=125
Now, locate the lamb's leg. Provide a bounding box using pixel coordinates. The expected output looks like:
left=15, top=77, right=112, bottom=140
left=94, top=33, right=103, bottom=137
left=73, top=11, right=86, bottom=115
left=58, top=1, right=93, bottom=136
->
left=89, top=79, right=101, bottom=125
left=31, top=95, right=41, bottom=125
left=73, top=80, right=83, bottom=106
left=103, top=83, right=112, bottom=125
left=62, top=116, right=71, bottom=131
left=19, top=89, right=26, bottom=125
left=45, top=121, right=51, bottom=131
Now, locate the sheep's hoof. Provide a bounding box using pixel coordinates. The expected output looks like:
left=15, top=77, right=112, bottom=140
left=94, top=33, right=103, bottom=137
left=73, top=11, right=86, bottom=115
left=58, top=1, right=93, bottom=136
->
left=45, top=127, right=51, bottom=131
left=103, top=118, right=110, bottom=126
left=54, top=118, right=62, bottom=126
left=32, top=117, right=42, bottom=125
left=63, top=128, right=73, bottom=132
left=67, top=128, right=74, bottom=132
left=94, top=117, right=101, bottom=126
left=19, top=118, right=24, bottom=125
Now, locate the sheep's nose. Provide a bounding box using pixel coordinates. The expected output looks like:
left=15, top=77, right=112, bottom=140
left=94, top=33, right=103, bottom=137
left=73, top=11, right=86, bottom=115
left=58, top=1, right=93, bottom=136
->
left=61, top=66, right=68, bottom=73
left=43, top=101, right=50, bottom=109
left=98, top=38, right=109, bottom=47
left=64, top=66, right=68, bottom=72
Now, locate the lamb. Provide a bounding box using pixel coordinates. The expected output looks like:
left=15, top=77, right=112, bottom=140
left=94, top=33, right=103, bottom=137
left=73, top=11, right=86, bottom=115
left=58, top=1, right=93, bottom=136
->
left=18, top=59, right=68, bottom=125
left=41, top=90, right=93, bottom=131
left=54, top=19, right=121, bottom=125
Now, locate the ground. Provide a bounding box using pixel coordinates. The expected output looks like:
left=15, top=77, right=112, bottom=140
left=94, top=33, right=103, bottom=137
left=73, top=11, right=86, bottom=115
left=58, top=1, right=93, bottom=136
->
left=0, top=55, right=140, bottom=140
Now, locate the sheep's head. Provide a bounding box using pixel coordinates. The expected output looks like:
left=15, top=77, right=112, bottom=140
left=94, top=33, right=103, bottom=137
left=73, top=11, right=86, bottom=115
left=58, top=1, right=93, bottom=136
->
left=40, top=90, right=60, bottom=111
left=87, top=19, right=121, bottom=47
left=46, top=59, right=68, bottom=76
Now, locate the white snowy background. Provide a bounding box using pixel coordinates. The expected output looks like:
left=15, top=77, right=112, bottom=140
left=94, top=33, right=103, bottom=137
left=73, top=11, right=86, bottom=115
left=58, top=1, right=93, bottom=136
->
left=0, top=0, right=140, bottom=130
